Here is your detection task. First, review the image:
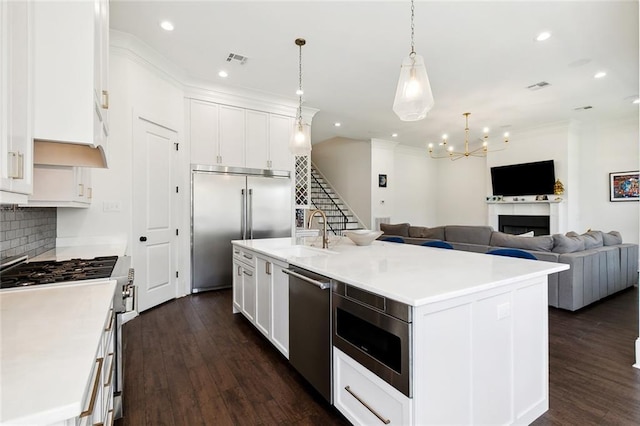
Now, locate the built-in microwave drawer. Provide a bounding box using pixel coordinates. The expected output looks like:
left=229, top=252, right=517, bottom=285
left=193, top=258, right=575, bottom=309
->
left=333, top=347, right=412, bottom=426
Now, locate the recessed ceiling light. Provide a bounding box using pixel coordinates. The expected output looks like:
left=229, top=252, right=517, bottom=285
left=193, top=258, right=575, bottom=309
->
left=594, top=71, right=607, bottom=79
left=334, top=122, right=341, bottom=127
left=535, top=31, right=551, bottom=42
left=160, top=21, right=174, bottom=31
left=391, top=133, right=398, bottom=138
left=218, top=70, right=228, bottom=78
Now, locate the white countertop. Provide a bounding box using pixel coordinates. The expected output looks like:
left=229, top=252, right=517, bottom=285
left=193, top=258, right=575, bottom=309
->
left=30, top=243, right=126, bottom=262
left=232, top=237, right=569, bottom=306
left=0, top=280, right=116, bottom=425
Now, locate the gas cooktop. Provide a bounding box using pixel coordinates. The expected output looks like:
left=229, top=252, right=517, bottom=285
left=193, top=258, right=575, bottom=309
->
left=0, top=256, right=119, bottom=289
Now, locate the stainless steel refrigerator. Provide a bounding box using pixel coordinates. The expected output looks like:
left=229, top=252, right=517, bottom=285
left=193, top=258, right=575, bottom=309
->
left=191, top=165, right=292, bottom=293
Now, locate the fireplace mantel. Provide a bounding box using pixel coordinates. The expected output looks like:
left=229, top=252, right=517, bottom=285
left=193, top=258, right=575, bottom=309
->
left=487, top=200, right=565, bottom=234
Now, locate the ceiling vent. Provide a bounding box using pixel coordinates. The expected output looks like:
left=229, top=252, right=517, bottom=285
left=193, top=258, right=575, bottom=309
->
left=573, top=105, right=593, bottom=111
left=226, top=53, right=248, bottom=64
left=526, top=81, right=551, bottom=91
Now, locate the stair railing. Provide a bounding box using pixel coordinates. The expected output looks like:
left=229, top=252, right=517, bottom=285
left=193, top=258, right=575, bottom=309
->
left=310, top=173, right=348, bottom=236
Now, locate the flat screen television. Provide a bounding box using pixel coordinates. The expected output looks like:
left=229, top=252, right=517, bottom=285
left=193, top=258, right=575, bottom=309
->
left=490, top=160, right=555, bottom=196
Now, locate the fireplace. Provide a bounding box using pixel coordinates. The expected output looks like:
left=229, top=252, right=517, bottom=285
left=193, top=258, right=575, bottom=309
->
left=487, top=199, right=564, bottom=235
left=499, top=215, right=550, bottom=236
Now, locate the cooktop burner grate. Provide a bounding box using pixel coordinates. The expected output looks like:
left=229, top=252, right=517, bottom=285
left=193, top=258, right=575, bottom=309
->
left=0, top=256, right=119, bottom=289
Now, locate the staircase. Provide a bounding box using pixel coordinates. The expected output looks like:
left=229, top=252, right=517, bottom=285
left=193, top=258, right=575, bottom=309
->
left=310, top=165, right=363, bottom=235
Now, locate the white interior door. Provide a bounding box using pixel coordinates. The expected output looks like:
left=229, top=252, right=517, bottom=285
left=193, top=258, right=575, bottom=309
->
left=133, top=116, right=179, bottom=312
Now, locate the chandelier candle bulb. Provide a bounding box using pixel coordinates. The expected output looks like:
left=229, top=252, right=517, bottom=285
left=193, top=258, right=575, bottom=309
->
left=428, top=112, right=509, bottom=161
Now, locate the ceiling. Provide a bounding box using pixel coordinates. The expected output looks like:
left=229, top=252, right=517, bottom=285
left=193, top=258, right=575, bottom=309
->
left=110, top=1, right=639, bottom=150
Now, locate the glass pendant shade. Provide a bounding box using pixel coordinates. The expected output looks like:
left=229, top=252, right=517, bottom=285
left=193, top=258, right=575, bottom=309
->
left=289, top=120, right=312, bottom=155
left=393, top=54, right=434, bottom=121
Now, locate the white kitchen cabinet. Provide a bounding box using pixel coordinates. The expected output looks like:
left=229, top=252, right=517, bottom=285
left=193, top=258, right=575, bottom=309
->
left=32, top=0, right=109, bottom=153
left=232, top=245, right=290, bottom=358
left=188, top=98, right=294, bottom=171
left=255, top=257, right=272, bottom=337
left=27, top=165, right=92, bottom=208
left=334, top=348, right=413, bottom=426
left=268, top=114, right=294, bottom=171
left=218, top=105, right=246, bottom=168
left=0, top=0, right=33, bottom=204
left=232, top=247, right=256, bottom=322
left=245, top=110, right=269, bottom=170
left=270, top=261, right=289, bottom=357
left=189, top=99, right=219, bottom=165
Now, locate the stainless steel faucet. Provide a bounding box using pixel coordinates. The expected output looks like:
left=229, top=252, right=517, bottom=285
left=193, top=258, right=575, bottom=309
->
left=307, top=209, right=329, bottom=249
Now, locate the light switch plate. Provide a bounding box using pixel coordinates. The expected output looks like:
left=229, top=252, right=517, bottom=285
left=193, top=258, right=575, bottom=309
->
left=103, top=201, right=122, bottom=212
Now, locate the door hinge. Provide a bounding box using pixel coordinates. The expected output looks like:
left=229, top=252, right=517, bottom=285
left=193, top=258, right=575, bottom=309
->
left=174, top=142, right=179, bottom=151
left=176, top=271, right=179, bottom=278
left=176, top=229, right=179, bottom=236
left=176, top=186, right=179, bottom=193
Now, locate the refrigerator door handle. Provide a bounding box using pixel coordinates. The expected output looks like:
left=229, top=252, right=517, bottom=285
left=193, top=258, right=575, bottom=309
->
left=248, top=189, right=253, bottom=239
left=241, top=189, right=246, bottom=239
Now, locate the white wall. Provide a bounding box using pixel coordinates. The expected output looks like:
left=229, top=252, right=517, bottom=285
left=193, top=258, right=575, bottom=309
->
left=370, top=139, right=398, bottom=226
left=577, top=114, right=639, bottom=244
left=394, top=145, right=438, bottom=225
left=311, top=137, right=372, bottom=228
left=432, top=155, right=488, bottom=226
left=56, top=43, right=185, bottom=254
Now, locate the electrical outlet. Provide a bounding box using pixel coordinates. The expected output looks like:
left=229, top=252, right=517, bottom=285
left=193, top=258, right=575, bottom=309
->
left=497, top=302, right=511, bottom=320
left=103, top=201, right=122, bottom=212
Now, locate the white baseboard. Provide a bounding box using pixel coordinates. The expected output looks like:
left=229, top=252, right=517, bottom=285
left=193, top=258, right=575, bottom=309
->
left=634, top=338, right=640, bottom=369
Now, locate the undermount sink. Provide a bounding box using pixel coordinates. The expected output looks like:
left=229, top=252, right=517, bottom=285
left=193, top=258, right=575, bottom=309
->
left=272, top=245, right=337, bottom=258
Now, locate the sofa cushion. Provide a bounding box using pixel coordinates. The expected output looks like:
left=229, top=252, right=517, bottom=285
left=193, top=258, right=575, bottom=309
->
left=566, top=230, right=604, bottom=250
left=380, top=222, right=410, bottom=237
left=552, top=234, right=586, bottom=253
left=600, top=230, right=623, bottom=246
left=409, top=226, right=445, bottom=240
left=490, top=231, right=554, bottom=252
left=445, top=225, right=493, bottom=245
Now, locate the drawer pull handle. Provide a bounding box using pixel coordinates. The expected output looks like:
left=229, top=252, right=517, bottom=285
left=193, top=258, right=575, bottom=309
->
left=243, top=270, right=253, bottom=277
left=243, top=253, right=253, bottom=260
left=79, top=357, right=104, bottom=418
left=344, top=385, right=391, bottom=425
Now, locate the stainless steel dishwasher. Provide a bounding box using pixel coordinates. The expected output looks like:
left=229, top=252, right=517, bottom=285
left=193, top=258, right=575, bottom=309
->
left=283, top=266, right=333, bottom=403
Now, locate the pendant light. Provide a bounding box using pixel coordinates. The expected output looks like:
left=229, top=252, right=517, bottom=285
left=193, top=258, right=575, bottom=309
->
left=392, top=0, right=434, bottom=121
left=290, top=38, right=312, bottom=155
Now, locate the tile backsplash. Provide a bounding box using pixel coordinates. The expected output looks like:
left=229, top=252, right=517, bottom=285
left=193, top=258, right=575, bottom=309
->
left=1, top=207, right=56, bottom=260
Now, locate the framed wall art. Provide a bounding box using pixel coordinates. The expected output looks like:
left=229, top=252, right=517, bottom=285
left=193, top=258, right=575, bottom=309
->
left=378, top=174, right=387, bottom=188
left=609, top=171, right=639, bottom=201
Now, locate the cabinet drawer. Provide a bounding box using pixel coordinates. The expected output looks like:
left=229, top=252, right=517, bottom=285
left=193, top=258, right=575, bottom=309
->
left=233, top=247, right=256, bottom=267
left=334, top=348, right=412, bottom=426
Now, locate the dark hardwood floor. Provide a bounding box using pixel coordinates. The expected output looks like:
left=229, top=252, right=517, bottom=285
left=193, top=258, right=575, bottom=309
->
left=116, top=287, right=640, bottom=426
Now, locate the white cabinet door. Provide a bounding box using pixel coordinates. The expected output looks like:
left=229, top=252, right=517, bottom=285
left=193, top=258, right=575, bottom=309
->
left=241, top=265, right=256, bottom=323
left=255, top=257, right=271, bottom=337
left=218, top=105, right=245, bottom=167
left=189, top=99, right=219, bottom=165
left=0, top=0, right=33, bottom=203
left=245, top=110, right=269, bottom=170
left=271, top=261, right=289, bottom=358
left=27, top=165, right=91, bottom=207
left=268, top=114, right=294, bottom=171
left=232, top=259, right=243, bottom=314
left=33, top=0, right=108, bottom=151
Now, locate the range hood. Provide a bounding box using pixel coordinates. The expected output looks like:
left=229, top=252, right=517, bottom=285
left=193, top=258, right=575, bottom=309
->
left=34, top=140, right=107, bottom=168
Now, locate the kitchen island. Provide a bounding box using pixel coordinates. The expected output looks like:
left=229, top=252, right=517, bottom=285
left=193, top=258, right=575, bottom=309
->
left=0, top=281, right=116, bottom=425
left=232, top=237, right=569, bottom=425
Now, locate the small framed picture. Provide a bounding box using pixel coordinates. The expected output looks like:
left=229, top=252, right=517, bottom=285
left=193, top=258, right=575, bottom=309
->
left=610, top=171, right=639, bottom=201
left=378, top=174, right=387, bottom=188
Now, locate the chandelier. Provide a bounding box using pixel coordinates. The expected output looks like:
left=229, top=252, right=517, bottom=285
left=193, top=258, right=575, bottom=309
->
left=289, top=38, right=312, bottom=155
left=428, top=113, right=509, bottom=161
left=392, top=0, right=434, bottom=121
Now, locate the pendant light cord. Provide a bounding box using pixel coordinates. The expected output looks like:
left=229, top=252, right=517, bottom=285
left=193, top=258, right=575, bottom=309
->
left=410, top=0, right=415, bottom=56
left=296, top=39, right=305, bottom=123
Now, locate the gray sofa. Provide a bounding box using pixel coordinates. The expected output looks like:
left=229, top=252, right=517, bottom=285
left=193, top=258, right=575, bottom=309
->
left=379, top=223, right=639, bottom=311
